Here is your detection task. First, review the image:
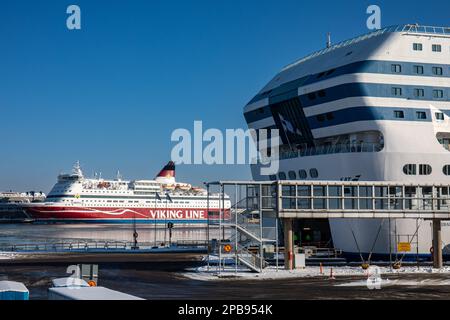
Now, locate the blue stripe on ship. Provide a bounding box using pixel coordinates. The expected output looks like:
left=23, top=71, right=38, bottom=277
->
left=247, top=59, right=450, bottom=105
left=245, top=82, right=450, bottom=124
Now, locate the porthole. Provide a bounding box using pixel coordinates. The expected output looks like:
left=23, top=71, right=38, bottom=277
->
left=298, top=170, right=307, bottom=180
left=310, top=168, right=319, bottom=178
left=403, top=164, right=416, bottom=175
left=288, top=170, right=297, bottom=180
left=278, top=172, right=287, bottom=180
left=419, top=164, right=432, bottom=175
left=443, top=165, right=450, bottom=175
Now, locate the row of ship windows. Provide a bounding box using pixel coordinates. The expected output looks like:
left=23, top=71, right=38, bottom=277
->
left=53, top=190, right=132, bottom=194
left=391, top=87, right=446, bottom=99
left=60, top=199, right=210, bottom=205
left=316, top=110, right=443, bottom=123
left=308, top=86, right=448, bottom=103
left=393, top=110, right=444, bottom=120
left=391, top=63, right=446, bottom=76
left=412, top=43, right=446, bottom=53
left=269, top=169, right=319, bottom=181
left=73, top=199, right=191, bottom=204
left=402, top=164, right=450, bottom=176
left=293, top=43, right=444, bottom=84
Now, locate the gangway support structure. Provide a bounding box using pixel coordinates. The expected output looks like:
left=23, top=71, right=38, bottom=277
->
left=433, top=219, right=443, bottom=268
left=207, top=180, right=450, bottom=272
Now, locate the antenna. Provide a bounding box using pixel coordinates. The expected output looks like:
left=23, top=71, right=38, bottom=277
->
left=72, top=160, right=83, bottom=177
left=326, top=32, right=332, bottom=48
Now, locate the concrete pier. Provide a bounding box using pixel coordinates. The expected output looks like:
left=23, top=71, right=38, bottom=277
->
left=432, top=219, right=443, bottom=269
left=283, top=218, right=294, bottom=270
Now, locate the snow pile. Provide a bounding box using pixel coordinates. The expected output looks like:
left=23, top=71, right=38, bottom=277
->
left=183, top=265, right=450, bottom=281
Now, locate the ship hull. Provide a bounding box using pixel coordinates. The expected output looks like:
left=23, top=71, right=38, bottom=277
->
left=24, top=205, right=225, bottom=224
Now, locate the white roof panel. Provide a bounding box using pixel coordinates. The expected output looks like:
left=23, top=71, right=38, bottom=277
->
left=48, top=286, right=144, bottom=300
left=0, top=281, right=29, bottom=293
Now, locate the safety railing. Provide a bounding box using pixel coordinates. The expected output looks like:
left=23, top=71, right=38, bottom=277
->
left=0, top=239, right=209, bottom=253
left=236, top=244, right=267, bottom=272
left=277, top=142, right=383, bottom=161
left=283, top=24, right=450, bottom=71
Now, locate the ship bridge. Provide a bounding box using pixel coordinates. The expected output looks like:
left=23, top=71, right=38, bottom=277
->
left=206, top=180, right=450, bottom=273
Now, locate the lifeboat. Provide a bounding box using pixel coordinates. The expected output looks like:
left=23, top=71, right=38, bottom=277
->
left=176, top=183, right=191, bottom=191
left=97, top=181, right=111, bottom=189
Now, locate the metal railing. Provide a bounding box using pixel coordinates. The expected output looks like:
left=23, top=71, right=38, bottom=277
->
left=283, top=24, right=450, bottom=71
left=0, top=239, right=208, bottom=253
left=236, top=244, right=267, bottom=272
left=277, top=142, right=383, bottom=160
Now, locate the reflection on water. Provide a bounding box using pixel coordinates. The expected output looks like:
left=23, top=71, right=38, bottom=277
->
left=0, top=223, right=223, bottom=246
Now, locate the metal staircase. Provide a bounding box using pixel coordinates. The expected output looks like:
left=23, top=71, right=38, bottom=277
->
left=207, top=184, right=278, bottom=273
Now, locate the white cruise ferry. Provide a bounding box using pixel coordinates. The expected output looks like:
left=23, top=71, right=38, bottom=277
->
left=244, top=24, right=450, bottom=260
left=24, top=161, right=230, bottom=224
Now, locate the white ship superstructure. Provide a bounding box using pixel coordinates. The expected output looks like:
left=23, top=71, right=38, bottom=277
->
left=244, top=25, right=450, bottom=259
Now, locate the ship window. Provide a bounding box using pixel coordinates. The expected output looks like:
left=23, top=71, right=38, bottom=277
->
left=413, top=65, right=424, bottom=74
left=419, top=164, right=432, bottom=175
left=432, top=44, right=442, bottom=52
left=443, top=165, right=450, bottom=175
left=391, top=64, right=402, bottom=73
left=307, top=92, right=316, bottom=100
left=416, top=111, right=427, bottom=119
left=318, top=90, right=326, bottom=97
left=436, top=112, right=445, bottom=120
left=391, top=87, right=402, bottom=96
left=433, top=90, right=444, bottom=99
left=309, top=168, right=319, bottom=178
left=326, top=69, right=335, bottom=76
left=403, top=164, right=416, bottom=175
left=288, top=171, right=297, bottom=180
left=414, top=89, right=425, bottom=97
left=394, top=110, right=404, bottom=118
left=326, top=112, right=334, bottom=120
left=269, top=174, right=277, bottom=181
left=298, top=170, right=307, bottom=180
left=433, top=67, right=443, bottom=76
left=278, top=172, right=287, bottom=180
left=413, top=43, right=423, bottom=51
left=317, top=71, right=326, bottom=78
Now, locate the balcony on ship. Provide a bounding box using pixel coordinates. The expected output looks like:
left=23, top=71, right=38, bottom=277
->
left=277, top=141, right=384, bottom=160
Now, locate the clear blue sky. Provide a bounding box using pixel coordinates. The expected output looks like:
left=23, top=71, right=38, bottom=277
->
left=1, top=0, right=449, bottom=192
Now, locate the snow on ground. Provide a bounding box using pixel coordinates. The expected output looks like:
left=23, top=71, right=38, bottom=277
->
left=336, top=278, right=450, bottom=287
left=183, top=265, right=450, bottom=282
left=0, top=252, right=17, bottom=260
